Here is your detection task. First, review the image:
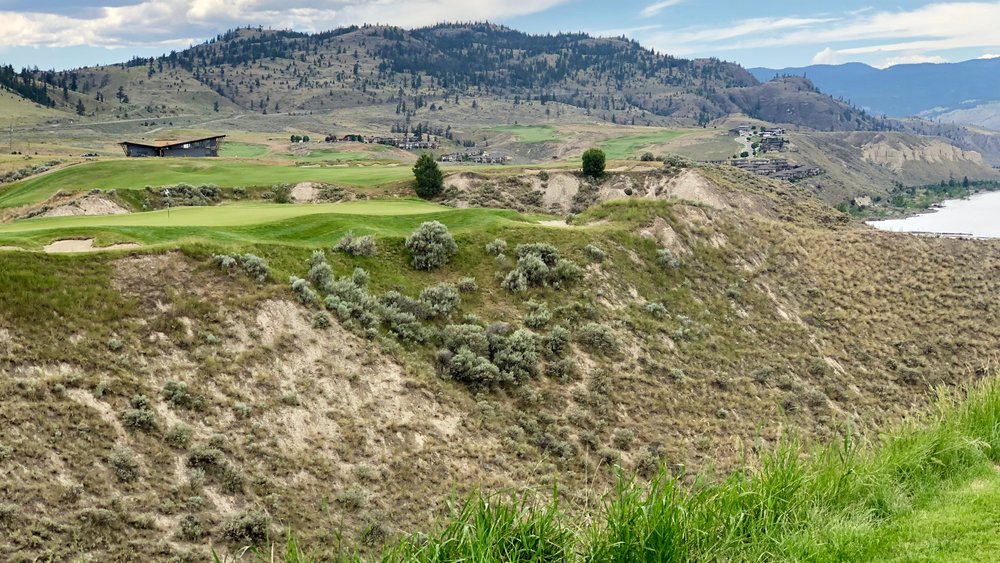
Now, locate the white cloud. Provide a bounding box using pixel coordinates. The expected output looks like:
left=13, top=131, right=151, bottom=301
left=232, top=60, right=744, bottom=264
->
left=978, top=53, right=1000, bottom=59
left=0, top=0, right=572, bottom=49
left=639, top=0, right=683, bottom=18
left=872, top=54, right=948, bottom=68
left=811, top=47, right=842, bottom=65
left=636, top=1, right=1000, bottom=64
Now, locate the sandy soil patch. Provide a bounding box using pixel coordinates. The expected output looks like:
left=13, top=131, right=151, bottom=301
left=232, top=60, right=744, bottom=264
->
left=537, top=220, right=571, bottom=227
left=291, top=181, right=320, bottom=203
left=0, top=245, right=24, bottom=251
left=43, top=238, right=140, bottom=253
left=39, top=195, right=129, bottom=218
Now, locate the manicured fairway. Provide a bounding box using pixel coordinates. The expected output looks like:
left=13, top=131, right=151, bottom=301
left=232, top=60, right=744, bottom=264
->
left=490, top=125, right=565, bottom=144
left=598, top=130, right=690, bottom=160
left=0, top=159, right=417, bottom=208
left=0, top=199, right=533, bottom=249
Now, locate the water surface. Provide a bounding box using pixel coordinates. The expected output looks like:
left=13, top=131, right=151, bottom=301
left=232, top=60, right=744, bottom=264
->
left=867, top=190, right=1000, bottom=238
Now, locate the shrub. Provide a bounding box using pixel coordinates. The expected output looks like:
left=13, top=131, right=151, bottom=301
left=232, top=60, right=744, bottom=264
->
left=542, top=325, right=571, bottom=358
left=524, top=300, right=551, bottom=329
left=212, top=253, right=270, bottom=282
left=584, top=244, right=606, bottom=262
left=597, top=447, right=620, bottom=466
left=406, top=221, right=457, bottom=270
left=514, top=243, right=560, bottom=266
left=110, top=447, right=140, bottom=482
left=313, top=311, right=331, bottom=328
left=457, top=277, right=478, bottom=293
left=271, top=184, right=291, bottom=203
left=485, top=238, right=508, bottom=256
left=412, top=153, right=444, bottom=199
left=577, top=323, right=620, bottom=355
left=439, top=347, right=502, bottom=385
left=500, top=269, right=528, bottom=292
left=338, top=488, right=367, bottom=510
left=550, top=259, right=584, bottom=286
left=656, top=248, right=680, bottom=269
left=613, top=428, right=636, bottom=450
left=121, top=406, right=156, bottom=433
left=186, top=446, right=224, bottom=470
left=165, top=423, right=193, bottom=448
left=545, top=357, right=577, bottom=381
left=420, top=283, right=461, bottom=318
left=307, top=251, right=334, bottom=290
left=582, top=148, right=606, bottom=178
left=381, top=291, right=430, bottom=320
left=222, top=511, right=270, bottom=545
left=517, top=254, right=550, bottom=286
left=334, top=231, right=378, bottom=257
left=639, top=152, right=656, bottom=161
left=178, top=514, right=205, bottom=540
left=491, top=329, right=538, bottom=385
left=645, top=302, right=668, bottom=316
left=442, top=324, right=490, bottom=357
left=220, top=464, right=245, bottom=494
left=290, top=276, right=320, bottom=307
left=323, top=274, right=379, bottom=329
left=234, top=402, right=252, bottom=418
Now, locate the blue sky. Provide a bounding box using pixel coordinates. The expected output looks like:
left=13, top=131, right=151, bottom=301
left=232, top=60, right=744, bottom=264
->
left=1, top=0, right=999, bottom=71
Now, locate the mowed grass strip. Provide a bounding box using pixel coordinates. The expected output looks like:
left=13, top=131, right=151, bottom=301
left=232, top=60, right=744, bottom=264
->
left=598, top=129, right=690, bottom=160
left=0, top=200, right=533, bottom=248
left=490, top=124, right=566, bottom=144
left=0, top=159, right=419, bottom=207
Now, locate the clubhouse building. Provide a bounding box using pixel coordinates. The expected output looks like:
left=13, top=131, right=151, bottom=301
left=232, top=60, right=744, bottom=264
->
left=119, top=135, right=226, bottom=157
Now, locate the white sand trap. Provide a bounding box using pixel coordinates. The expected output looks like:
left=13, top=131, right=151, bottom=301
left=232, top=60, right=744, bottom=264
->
left=43, top=238, right=140, bottom=253
left=0, top=246, right=24, bottom=251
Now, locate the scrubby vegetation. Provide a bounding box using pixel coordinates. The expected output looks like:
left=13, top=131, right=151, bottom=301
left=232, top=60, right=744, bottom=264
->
left=406, top=221, right=457, bottom=270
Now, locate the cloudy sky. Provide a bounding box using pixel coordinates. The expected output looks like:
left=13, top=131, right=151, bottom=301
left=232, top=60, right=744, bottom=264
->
left=1, top=0, right=999, bottom=71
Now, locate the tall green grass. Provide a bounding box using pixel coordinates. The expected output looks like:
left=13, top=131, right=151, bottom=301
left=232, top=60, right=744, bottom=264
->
left=223, top=376, right=1000, bottom=561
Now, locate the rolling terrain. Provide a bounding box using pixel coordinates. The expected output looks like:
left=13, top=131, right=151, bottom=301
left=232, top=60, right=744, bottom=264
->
left=4, top=156, right=1000, bottom=559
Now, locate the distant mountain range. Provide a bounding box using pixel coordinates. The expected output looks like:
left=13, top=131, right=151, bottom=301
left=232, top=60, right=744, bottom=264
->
left=749, top=58, right=1000, bottom=129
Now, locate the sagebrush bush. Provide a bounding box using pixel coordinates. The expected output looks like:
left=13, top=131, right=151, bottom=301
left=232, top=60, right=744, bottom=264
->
left=584, top=244, right=606, bottom=262
left=491, top=329, right=538, bottom=385
left=486, top=238, right=508, bottom=256
left=613, top=428, right=636, bottom=450
left=381, top=291, right=430, bottom=320
left=290, top=276, right=320, bottom=307
left=515, top=243, right=560, bottom=266
left=645, top=302, right=668, bottom=316
left=656, top=248, right=680, bottom=269
left=542, top=325, right=571, bottom=357
left=222, top=511, right=269, bottom=545
left=524, top=300, right=552, bottom=329
left=313, top=311, right=331, bottom=328
left=420, top=283, right=461, bottom=318
left=500, top=269, right=528, bottom=292
left=334, top=231, right=377, bottom=256
left=406, top=221, right=457, bottom=270
left=110, top=447, right=140, bottom=482
left=545, top=357, right=577, bottom=381
left=457, top=277, right=478, bottom=293
left=307, top=250, right=334, bottom=290
left=212, top=253, right=270, bottom=282
left=121, top=406, right=156, bottom=432
left=165, top=423, right=193, bottom=448
left=577, top=322, right=620, bottom=355
left=323, top=272, right=379, bottom=329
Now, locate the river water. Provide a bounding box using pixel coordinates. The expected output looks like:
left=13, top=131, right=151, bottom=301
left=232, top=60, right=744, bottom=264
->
left=867, top=190, right=1000, bottom=238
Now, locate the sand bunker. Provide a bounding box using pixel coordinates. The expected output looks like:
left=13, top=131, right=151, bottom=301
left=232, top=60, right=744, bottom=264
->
left=39, top=195, right=129, bottom=218
left=43, top=239, right=140, bottom=253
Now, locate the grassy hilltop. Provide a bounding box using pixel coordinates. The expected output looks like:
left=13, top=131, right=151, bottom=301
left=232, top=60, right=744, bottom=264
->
left=3, top=153, right=1000, bottom=560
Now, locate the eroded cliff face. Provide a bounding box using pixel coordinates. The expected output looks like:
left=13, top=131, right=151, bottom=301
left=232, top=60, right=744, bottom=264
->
left=862, top=136, right=986, bottom=172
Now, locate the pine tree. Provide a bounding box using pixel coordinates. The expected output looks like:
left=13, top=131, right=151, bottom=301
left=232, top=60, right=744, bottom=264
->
left=412, top=153, right=443, bottom=199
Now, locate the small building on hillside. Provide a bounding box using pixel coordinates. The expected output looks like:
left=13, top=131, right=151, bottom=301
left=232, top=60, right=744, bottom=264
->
left=119, top=135, right=226, bottom=157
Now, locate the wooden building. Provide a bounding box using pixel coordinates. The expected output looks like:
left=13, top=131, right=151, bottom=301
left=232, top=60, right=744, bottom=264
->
left=119, top=135, right=226, bottom=157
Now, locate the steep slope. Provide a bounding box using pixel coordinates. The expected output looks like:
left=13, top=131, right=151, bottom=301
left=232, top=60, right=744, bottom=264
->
left=4, top=165, right=1000, bottom=559
left=46, top=24, right=876, bottom=132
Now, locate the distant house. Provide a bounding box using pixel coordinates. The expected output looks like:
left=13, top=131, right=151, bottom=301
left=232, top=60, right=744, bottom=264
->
left=119, top=135, right=226, bottom=157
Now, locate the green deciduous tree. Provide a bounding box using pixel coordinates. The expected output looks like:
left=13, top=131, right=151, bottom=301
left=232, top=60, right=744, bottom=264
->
left=582, top=148, right=605, bottom=178
left=412, top=153, right=444, bottom=199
